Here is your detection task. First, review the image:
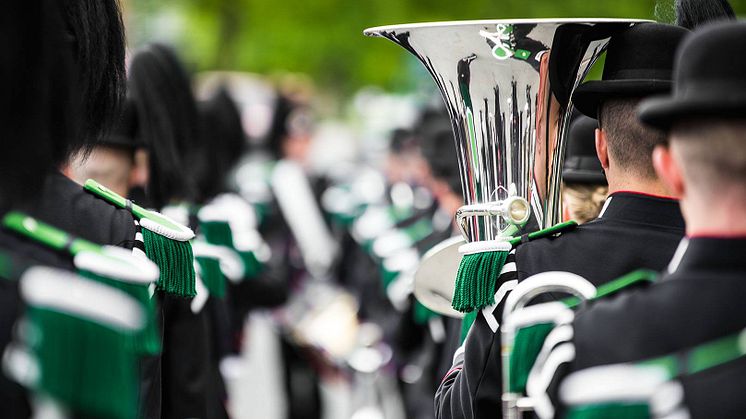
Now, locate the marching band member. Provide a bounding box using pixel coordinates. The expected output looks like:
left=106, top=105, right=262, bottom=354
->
left=434, top=23, right=689, bottom=419
left=0, top=3, right=153, bottom=419
left=537, top=21, right=746, bottom=418
left=561, top=115, right=608, bottom=224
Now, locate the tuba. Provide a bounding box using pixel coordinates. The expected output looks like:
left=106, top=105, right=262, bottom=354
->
left=365, top=19, right=646, bottom=317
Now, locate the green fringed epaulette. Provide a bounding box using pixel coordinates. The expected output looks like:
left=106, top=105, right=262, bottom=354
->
left=84, top=179, right=197, bottom=298
left=563, top=327, right=746, bottom=418
left=196, top=256, right=226, bottom=299
left=200, top=220, right=234, bottom=247
left=506, top=270, right=659, bottom=393
left=452, top=220, right=578, bottom=313
left=13, top=267, right=143, bottom=419
left=197, top=197, right=269, bottom=281
left=2, top=211, right=162, bottom=355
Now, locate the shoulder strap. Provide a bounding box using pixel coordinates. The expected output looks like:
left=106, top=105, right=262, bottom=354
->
left=508, top=220, right=578, bottom=247
left=4, top=211, right=99, bottom=255
left=640, top=328, right=746, bottom=379
left=563, top=269, right=658, bottom=308
left=84, top=179, right=194, bottom=242
left=3, top=211, right=158, bottom=285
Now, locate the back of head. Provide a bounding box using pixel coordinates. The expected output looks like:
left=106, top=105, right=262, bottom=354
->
left=648, top=22, right=746, bottom=200
left=197, top=87, right=246, bottom=202
left=589, top=23, right=689, bottom=180
left=562, top=115, right=607, bottom=223
left=671, top=120, right=746, bottom=201
left=676, top=0, right=735, bottom=30
left=0, top=0, right=77, bottom=211
left=128, top=43, right=200, bottom=208
left=59, top=0, right=126, bottom=157
left=420, top=125, right=463, bottom=198
left=563, top=114, right=606, bottom=185
left=266, top=92, right=304, bottom=159
left=599, top=98, right=667, bottom=179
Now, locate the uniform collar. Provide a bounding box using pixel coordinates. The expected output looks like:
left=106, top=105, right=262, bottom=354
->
left=596, top=191, right=684, bottom=229
left=669, top=236, right=746, bottom=274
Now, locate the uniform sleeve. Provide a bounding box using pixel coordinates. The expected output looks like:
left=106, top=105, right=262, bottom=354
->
left=434, top=250, right=518, bottom=419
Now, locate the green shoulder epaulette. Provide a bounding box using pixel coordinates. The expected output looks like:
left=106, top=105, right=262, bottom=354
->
left=14, top=266, right=142, bottom=419
left=84, top=179, right=197, bottom=298
left=563, top=327, right=746, bottom=418
left=453, top=220, right=578, bottom=314
left=3, top=211, right=162, bottom=355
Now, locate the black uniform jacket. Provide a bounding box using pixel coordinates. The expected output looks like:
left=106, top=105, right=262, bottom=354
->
left=29, top=172, right=163, bottom=418
left=0, top=232, right=74, bottom=419
left=559, top=237, right=746, bottom=418
left=435, top=192, right=685, bottom=419
left=30, top=172, right=136, bottom=248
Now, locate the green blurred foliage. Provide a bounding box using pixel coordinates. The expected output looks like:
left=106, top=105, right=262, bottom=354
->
left=126, top=0, right=746, bottom=94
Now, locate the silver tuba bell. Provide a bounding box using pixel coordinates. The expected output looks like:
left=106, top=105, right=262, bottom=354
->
left=365, top=19, right=647, bottom=316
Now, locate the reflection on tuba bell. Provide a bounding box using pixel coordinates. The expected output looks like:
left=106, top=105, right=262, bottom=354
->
left=365, top=19, right=648, bottom=316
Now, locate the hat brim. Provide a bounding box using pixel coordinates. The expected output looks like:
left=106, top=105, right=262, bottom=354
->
left=572, top=79, right=672, bottom=118
left=562, top=169, right=607, bottom=185
left=638, top=95, right=746, bottom=131
left=100, top=135, right=138, bottom=149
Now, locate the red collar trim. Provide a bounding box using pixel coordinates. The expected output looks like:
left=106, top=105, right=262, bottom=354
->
left=687, top=233, right=746, bottom=239
left=611, top=190, right=678, bottom=201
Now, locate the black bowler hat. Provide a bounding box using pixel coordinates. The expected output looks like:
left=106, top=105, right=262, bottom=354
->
left=563, top=115, right=607, bottom=185
left=573, top=23, right=690, bottom=118
left=639, top=21, right=746, bottom=130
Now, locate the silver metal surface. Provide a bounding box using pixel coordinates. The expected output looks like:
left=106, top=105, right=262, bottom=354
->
left=365, top=18, right=647, bottom=241
left=413, top=236, right=466, bottom=318
left=500, top=271, right=597, bottom=419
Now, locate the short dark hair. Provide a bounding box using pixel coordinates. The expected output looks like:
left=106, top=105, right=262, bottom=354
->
left=60, top=0, right=126, bottom=161
left=671, top=119, right=746, bottom=194
left=598, top=98, right=666, bottom=179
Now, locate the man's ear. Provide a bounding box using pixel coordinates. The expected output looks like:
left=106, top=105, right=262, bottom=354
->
left=652, top=144, right=685, bottom=198
left=595, top=128, right=609, bottom=170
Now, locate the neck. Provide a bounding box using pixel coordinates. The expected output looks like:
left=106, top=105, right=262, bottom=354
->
left=684, top=194, right=746, bottom=238
left=606, top=171, right=672, bottom=198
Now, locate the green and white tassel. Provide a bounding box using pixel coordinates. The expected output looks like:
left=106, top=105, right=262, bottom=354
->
left=452, top=220, right=578, bottom=313
left=453, top=239, right=513, bottom=313
left=198, top=218, right=268, bottom=280
left=200, top=220, right=234, bottom=247
left=141, top=227, right=196, bottom=297
left=196, top=256, right=226, bottom=299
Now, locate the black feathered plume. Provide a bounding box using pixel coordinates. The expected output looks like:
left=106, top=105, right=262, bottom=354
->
left=0, top=0, right=78, bottom=212
left=266, top=93, right=295, bottom=159
left=59, top=0, right=126, bottom=160
left=197, top=87, right=246, bottom=203
left=128, top=44, right=200, bottom=209
left=676, top=0, right=735, bottom=29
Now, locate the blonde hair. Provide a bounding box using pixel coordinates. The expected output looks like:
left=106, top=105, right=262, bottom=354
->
left=562, top=183, right=608, bottom=224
